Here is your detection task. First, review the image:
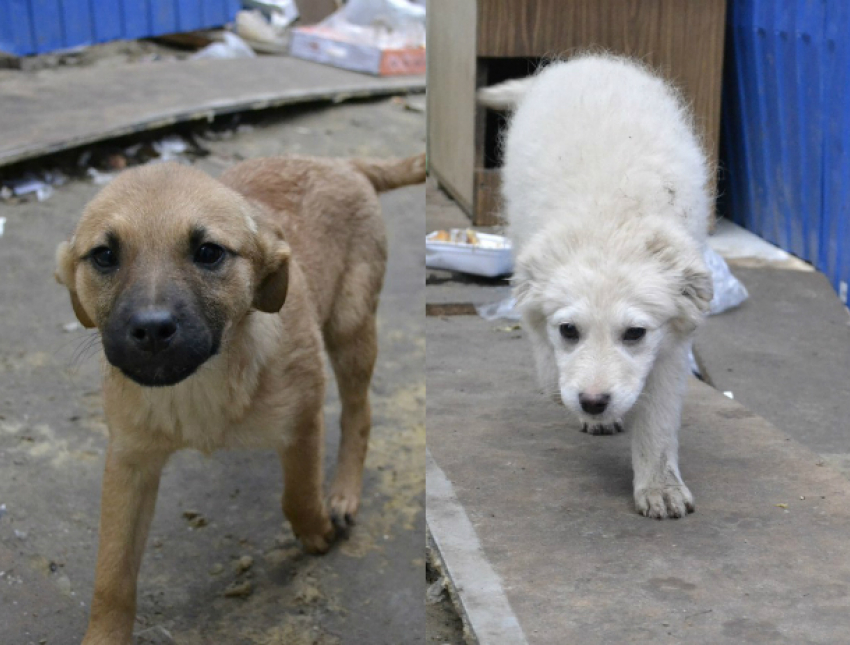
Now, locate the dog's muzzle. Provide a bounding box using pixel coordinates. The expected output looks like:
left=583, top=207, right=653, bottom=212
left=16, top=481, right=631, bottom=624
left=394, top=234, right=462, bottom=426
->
left=102, top=304, right=218, bottom=387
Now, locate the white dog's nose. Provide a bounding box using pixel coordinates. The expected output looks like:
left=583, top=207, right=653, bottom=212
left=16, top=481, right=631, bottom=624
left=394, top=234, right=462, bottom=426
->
left=579, top=393, right=610, bottom=416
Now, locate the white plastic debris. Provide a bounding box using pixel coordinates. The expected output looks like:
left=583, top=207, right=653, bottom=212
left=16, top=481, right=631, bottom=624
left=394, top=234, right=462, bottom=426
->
left=322, top=0, right=426, bottom=49
left=426, top=230, right=513, bottom=278
left=7, top=176, right=53, bottom=201
left=236, top=9, right=281, bottom=44
left=0, top=503, right=6, bottom=520
left=87, top=168, right=118, bottom=185
left=152, top=135, right=189, bottom=161
left=476, top=296, right=520, bottom=322
left=705, top=246, right=749, bottom=314
left=244, top=0, right=299, bottom=29
left=0, top=217, right=5, bottom=238
left=190, top=32, right=257, bottom=60
left=724, top=391, right=735, bottom=399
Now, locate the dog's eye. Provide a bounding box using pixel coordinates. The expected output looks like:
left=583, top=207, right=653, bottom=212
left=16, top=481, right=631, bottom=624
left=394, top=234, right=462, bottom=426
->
left=559, top=323, right=579, bottom=341
left=623, top=327, right=646, bottom=342
left=194, top=243, right=226, bottom=267
left=91, top=247, right=118, bottom=270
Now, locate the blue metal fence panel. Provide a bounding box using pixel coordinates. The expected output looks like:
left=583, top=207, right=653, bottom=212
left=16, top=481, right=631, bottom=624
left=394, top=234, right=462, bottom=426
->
left=723, top=0, right=850, bottom=299
left=0, top=0, right=239, bottom=56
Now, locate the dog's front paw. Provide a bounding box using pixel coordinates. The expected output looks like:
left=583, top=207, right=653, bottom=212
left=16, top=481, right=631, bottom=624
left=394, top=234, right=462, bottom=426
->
left=328, top=489, right=360, bottom=533
left=582, top=422, right=624, bottom=436
left=635, top=484, right=694, bottom=519
left=295, top=515, right=336, bottom=555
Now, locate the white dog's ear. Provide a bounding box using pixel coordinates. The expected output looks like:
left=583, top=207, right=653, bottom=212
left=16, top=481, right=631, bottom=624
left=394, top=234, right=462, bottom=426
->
left=672, top=259, right=713, bottom=334
left=646, top=231, right=713, bottom=334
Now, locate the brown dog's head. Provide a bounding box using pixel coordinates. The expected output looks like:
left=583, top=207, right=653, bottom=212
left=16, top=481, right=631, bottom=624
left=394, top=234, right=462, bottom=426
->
left=55, top=162, right=290, bottom=387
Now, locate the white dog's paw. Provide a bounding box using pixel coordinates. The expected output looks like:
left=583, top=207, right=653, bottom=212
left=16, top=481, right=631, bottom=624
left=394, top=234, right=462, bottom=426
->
left=581, top=422, right=624, bottom=436
left=635, top=484, right=694, bottom=519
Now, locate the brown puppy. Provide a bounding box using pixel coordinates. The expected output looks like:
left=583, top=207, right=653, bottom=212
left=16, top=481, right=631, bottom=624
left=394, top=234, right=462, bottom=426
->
left=55, top=153, right=425, bottom=644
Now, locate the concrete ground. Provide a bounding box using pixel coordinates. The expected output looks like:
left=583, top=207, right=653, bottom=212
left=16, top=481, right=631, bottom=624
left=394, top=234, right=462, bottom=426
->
left=427, top=315, right=850, bottom=644
left=0, top=96, right=425, bottom=645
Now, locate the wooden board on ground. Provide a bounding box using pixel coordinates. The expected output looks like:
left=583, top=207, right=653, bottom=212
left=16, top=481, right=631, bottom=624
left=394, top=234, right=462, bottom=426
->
left=0, top=57, right=425, bottom=166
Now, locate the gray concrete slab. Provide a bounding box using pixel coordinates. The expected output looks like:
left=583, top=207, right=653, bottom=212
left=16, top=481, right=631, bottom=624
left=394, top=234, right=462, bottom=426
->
left=696, top=267, right=850, bottom=473
left=0, top=98, right=423, bottom=644
left=0, top=57, right=424, bottom=166
left=427, top=314, right=850, bottom=645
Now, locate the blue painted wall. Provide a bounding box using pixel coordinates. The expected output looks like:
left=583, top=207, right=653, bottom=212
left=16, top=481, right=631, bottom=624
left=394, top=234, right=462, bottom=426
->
left=723, top=0, right=850, bottom=300
left=0, top=0, right=240, bottom=56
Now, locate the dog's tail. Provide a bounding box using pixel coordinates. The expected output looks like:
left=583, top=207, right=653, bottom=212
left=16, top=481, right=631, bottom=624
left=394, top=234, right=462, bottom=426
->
left=350, top=153, right=426, bottom=193
left=476, top=77, right=535, bottom=111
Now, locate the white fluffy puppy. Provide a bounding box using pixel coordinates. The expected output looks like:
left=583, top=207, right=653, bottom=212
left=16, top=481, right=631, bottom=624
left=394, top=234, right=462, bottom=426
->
left=494, top=54, right=713, bottom=519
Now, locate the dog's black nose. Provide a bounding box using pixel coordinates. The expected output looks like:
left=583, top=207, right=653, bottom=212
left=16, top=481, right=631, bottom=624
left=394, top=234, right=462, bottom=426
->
left=579, top=393, right=610, bottom=416
left=128, top=310, right=177, bottom=355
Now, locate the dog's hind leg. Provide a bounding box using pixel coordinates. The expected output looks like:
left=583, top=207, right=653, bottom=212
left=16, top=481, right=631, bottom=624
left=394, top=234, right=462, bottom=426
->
left=629, top=341, right=695, bottom=519
left=324, top=313, right=378, bottom=530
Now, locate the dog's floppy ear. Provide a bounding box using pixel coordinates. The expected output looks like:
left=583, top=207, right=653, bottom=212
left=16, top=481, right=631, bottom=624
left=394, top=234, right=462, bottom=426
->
left=253, top=231, right=291, bottom=314
left=55, top=241, right=96, bottom=329
left=672, top=255, right=713, bottom=335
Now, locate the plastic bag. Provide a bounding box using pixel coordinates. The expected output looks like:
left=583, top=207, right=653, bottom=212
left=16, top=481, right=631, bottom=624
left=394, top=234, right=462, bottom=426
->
left=704, top=246, right=749, bottom=315
left=190, top=32, right=257, bottom=60
left=320, top=0, right=425, bottom=49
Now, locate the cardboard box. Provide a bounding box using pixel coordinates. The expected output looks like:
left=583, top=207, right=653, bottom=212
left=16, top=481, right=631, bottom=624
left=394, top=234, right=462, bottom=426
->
left=290, top=25, right=425, bottom=76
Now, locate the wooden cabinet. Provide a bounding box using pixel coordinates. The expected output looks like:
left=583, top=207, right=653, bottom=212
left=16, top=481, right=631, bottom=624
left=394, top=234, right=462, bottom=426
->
left=427, top=0, right=727, bottom=225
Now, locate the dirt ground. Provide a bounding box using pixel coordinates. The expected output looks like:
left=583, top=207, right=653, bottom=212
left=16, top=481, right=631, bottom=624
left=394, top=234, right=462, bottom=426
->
left=0, top=96, right=424, bottom=644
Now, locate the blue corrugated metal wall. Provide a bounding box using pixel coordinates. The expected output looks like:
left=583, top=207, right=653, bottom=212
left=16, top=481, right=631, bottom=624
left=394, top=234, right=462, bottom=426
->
left=0, top=0, right=240, bottom=56
left=723, top=0, right=850, bottom=300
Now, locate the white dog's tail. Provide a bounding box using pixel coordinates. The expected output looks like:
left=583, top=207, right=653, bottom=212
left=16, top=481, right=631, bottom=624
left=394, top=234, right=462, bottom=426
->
left=477, top=77, right=536, bottom=111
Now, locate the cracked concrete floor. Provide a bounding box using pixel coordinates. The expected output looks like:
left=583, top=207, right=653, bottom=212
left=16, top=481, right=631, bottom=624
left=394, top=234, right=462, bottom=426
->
left=0, top=97, right=425, bottom=645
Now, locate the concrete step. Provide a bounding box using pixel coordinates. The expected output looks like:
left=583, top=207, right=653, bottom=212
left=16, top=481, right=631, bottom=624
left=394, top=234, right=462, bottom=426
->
left=696, top=265, right=850, bottom=474
left=427, top=315, right=850, bottom=644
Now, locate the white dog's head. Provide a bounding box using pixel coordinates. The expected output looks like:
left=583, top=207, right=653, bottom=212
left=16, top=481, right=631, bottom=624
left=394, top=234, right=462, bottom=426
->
left=515, top=219, right=712, bottom=426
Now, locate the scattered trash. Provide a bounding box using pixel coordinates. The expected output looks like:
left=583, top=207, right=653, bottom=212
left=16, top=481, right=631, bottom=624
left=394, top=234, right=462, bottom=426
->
left=55, top=574, right=72, bottom=596
left=190, top=32, right=257, bottom=60
left=0, top=217, right=5, bottom=238
left=234, top=555, right=254, bottom=574
left=705, top=246, right=749, bottom=314
left=6, top=176, right=53, bottom=201
left=723, top=391, right=734, bottom=399
left=775, top=503, right=788, bottom=509
left=62, top=321, right=81, bottom=333
left=152, top=135, right=189, bottom=161
left=0, top=503, right=6, bottom=521
left=800, top=496, right=806, bottom=500
left=14, top=529, right=27, bottom=540
left=236, top=10, right=283, bottom=46
left=224, top=580, right=253, bottom=598
left=87, top=168, right=119, bottom=185
left=426, top=229, right=513, bottom=278
left=291, top=0, right=426, bottom=76
left=426, top=578, right=446, bottom=604
left=477, top=297, right=520, bottom=322
left=494, top=323, right=522, bottom=332
left=182, top=510, right=208, bottom=528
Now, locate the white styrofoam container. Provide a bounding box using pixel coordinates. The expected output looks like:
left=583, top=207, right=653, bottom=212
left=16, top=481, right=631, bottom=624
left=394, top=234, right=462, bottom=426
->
left=425, top=230, right=514, bottom=277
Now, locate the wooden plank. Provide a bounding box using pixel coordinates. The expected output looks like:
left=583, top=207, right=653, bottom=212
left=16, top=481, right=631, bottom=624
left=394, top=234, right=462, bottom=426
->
left=427, top=0, right=477, bottom=212
left=475, top=0, right=727, bottom=176
left=473, top=167, right=504, bottom=226
left=0, top=57, right=425, bottom=167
